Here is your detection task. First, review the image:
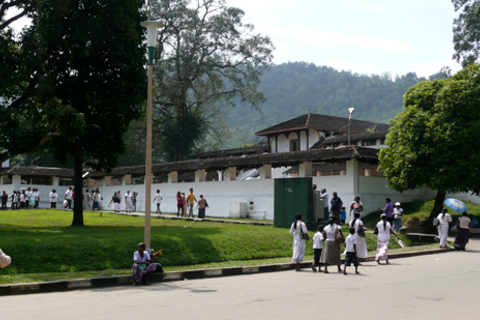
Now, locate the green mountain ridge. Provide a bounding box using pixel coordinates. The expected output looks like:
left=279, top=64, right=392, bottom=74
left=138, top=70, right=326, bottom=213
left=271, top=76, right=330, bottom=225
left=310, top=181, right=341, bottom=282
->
left=224, top=61, right=447, bottom=148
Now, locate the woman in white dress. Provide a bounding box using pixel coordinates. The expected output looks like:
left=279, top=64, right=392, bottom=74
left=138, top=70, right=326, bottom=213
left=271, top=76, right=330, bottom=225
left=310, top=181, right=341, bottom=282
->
left=436, top=208, right=452, bottom=248
left=320, top=216, right=342, bottom=273
left=289, top=214, right=308, bottom=271
left=375, top=213, right=399, bottom=264
left=349, top=212, right=368, bottom=259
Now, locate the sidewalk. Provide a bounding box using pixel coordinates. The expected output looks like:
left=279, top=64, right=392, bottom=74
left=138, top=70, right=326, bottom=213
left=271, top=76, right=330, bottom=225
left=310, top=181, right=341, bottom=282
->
left=0, top=245, right=453, bottom=296
left=112, top=211, right=274, bottom=226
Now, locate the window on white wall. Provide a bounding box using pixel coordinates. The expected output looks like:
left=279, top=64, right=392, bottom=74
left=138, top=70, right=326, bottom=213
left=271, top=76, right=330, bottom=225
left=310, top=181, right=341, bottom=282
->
left=289, top=139, right=298, bottom=151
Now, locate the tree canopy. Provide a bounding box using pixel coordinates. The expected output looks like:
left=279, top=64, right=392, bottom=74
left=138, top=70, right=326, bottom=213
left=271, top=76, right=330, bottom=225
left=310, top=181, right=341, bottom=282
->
left=379, top=64, right=480, bottom=218
left=1, top=0, right=147, bottom=225
left=452, top=0, right=480, bottom=66
left=148, top=0, right=274, bottom=161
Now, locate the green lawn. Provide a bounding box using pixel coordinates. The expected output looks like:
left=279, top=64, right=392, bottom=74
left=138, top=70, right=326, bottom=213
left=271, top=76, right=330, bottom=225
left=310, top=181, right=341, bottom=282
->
left=0, top=209, right=412, bottom=283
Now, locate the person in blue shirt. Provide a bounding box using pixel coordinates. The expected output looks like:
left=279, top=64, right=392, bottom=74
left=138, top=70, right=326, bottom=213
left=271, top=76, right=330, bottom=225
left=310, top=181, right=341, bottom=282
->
left=340, top=206, right=347, bottom=225
left=330, top=192, right=343, bottom=224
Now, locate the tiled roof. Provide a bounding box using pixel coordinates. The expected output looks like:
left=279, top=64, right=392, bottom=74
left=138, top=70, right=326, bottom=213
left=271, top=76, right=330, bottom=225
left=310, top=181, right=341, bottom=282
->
left=310, top=131, right=388, bottom=149
left=255, top=113, right=389, bottom=136
left=191, top=138, right=269, bottom=159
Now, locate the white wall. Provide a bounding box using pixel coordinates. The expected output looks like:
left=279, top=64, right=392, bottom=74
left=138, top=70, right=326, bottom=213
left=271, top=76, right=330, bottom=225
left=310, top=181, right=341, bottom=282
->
left=446, top=192, right=480, bottom=206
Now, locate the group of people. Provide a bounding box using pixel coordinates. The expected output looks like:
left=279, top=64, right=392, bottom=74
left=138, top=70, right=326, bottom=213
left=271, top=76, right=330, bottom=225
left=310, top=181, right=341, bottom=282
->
left=290, top=208, right=401, bottom=275
left=2, top=188, right=42, bottom=210
left=175, top=188, right=209, bottom=219
left=61, top=187, right=105, bottom=211
left=108, top=190, right=138, bottom=213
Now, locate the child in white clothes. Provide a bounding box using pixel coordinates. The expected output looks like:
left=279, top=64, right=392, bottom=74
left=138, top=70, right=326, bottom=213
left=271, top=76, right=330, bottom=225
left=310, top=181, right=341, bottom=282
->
left=311, top=225, right=324, bottom=272
left=343, top=227, right=360, bottom=275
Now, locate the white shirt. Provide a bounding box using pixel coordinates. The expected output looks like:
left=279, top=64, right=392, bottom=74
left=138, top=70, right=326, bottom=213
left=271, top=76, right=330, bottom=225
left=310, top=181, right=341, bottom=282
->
left=323, top=223, right=339, bottom=241
left=393, top=207, right=403, bottom=219
left=25, top=191, right=31, bottom=200
left=313, top=231, right=324, bottom=249
left=459, top=216, right=471, bottom=229
left=96, top=193, right=103, bottom=202
left=437, top=213, right=452, bottom=227
left=155, top=193, right=163, bottom=204
left=133, top=251, right=151, bottom=263
left=289, top=220, right=307, bottom=238
left=32, top=191, right=39, bottom=200
left=350, top=218, right=364, bottom=233
left=125, top=193, right=132, bottom=202
left=345, top=234, right=357, bottom=253
left=49, top=192, right=58, bottom=202
left=65, top=189, right=73, bottom=200
left=320, top=192, right=329, bottom=208
left=376, top=221, right=392, bottom=242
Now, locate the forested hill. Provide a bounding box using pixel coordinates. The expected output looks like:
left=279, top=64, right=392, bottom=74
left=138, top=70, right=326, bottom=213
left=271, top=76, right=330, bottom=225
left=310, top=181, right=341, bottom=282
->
left=225, top=61, right=446, bottom=148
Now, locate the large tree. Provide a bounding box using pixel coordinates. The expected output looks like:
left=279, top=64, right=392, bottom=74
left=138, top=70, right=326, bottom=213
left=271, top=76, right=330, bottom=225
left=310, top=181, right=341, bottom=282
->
left=1, top=0, right=147, bottom=226
left=452, top=0, right=480, bottom=66
left=147, top=0, right=273, bottom=161
left=379, top=64, right=480, bottom=219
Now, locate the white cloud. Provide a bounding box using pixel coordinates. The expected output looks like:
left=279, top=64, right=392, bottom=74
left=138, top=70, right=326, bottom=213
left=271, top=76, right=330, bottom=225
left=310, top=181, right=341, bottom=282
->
left=410, top=59, right=462, bottom=78
left=357, top=3, right=390, bottom=12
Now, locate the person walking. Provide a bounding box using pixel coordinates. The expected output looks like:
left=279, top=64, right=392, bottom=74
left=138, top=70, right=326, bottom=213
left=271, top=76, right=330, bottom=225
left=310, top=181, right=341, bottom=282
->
left=132, top=192, right=138, bottom=212
left=311, top=225, right=324, bottom=272
left=382, top=198, right=394, bottom=226
left=437, top=208, right=452, bottom=248
left=197, top=195, right=208, bottom=219
left=187, top=188, right=197, bottom=218
left=320, top=216, right=343, bottom=273
left=290, top=214, right=308, bottom=271
left=454, top=212, right=471, bottom=251
left=330, top=192, right=343, bottom=224
left=350, top=196, right=364, bottom=218
left=343, top=227, right=360, bottom=275
left=176, top=191, right=184, bottom=217
left=349, top=212, right=368, bottom=260
left=393, top=202, right=403, bottom=232
left=375, top=213, right=399, bottom=264
left=320, top=188, right=329, bottom=220
left=153, top=190, right=162, bottom=214
left=2, top=191, right=8, bottom=209
left=65, top=187, right=73, bottom=209
left=125, top=191, right=133, bottom=213
left=49, top=189, right=59, bottom=209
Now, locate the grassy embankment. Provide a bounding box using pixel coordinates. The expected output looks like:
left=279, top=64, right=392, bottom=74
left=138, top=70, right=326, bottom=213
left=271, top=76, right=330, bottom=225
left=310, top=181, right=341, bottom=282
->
left=0, top=208, right=415, bottom=284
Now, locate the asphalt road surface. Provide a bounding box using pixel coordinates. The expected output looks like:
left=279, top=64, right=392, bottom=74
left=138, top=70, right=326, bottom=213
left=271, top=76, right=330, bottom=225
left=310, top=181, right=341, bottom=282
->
left=2, top=239, right=479, bottom=320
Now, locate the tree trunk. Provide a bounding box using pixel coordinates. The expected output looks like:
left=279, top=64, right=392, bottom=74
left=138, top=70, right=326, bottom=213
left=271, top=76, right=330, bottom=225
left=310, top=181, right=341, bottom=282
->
left=71, top=140, right=84, bottom=226
left=430, top=190, right=446, bottom=221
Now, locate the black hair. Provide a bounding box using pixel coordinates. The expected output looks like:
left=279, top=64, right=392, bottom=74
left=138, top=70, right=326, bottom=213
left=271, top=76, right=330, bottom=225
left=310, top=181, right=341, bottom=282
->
left=442, top=208, right=447, bottom=217
left=294, top=214, right=302, bottom=228
left=381, top=214, right=387, bottom=229
left=138, top=242, right=146, bottom=250
left=317, top=225, right=324, bottom=232
left=349, top=227, right=355, bottom=235
left=328, top=216, right=335, bottom=225
left=350, top=212, right=360, bottom=228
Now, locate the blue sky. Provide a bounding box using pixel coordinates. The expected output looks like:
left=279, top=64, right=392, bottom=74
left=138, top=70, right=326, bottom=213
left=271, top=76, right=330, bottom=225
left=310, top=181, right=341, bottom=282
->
left=229, top=0, right=461, bottom=78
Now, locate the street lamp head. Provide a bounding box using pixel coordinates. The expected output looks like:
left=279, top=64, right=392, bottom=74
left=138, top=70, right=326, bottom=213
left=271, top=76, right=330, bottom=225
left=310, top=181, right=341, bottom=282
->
left=348, top=107, right=355, bottom=115
left=140, top=20, right=164, bottom=47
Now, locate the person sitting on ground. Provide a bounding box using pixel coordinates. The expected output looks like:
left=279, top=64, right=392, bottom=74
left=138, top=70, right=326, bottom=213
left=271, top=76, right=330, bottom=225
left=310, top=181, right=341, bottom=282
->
left=132, top=242, right=157, bottom=285
left=0, top=248, right=11, bottom=268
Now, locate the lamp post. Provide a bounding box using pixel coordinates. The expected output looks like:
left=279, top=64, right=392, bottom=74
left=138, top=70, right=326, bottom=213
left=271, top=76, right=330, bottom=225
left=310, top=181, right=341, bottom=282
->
left=348, top=107, right=355, bottom=146
left=141, top=20, right=163, bottom=249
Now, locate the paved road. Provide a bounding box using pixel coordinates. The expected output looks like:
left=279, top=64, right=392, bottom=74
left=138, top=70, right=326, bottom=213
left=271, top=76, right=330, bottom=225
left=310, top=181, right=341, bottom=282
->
left=2, top=239, right=480, bottom=320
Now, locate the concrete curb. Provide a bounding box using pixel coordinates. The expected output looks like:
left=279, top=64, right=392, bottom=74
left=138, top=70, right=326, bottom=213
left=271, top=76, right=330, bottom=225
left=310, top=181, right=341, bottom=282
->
left=0, top=247, right=453, bottom=296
